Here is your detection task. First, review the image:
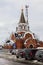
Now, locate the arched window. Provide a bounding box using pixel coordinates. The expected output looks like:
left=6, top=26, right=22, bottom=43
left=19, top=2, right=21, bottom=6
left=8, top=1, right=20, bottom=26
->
left=29, top=44, right=33, bottom=48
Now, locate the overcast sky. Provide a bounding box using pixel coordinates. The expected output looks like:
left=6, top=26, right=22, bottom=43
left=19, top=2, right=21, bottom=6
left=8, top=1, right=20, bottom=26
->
left=0, top=0, right=43, bottom=45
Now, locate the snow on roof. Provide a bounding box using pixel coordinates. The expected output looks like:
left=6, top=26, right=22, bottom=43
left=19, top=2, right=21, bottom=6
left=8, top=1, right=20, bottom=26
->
left=36, top=47, right=43, bottom=49
left=23, top=31, right=35, bottom=39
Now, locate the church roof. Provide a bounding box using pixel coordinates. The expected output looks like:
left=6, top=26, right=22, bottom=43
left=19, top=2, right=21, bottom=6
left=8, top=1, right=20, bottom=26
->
left=19, top=9, right=26, bottom=23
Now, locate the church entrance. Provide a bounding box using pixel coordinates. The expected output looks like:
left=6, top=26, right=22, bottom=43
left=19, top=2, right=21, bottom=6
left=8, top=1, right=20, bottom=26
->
left=29, top=44, right=34, bottom=48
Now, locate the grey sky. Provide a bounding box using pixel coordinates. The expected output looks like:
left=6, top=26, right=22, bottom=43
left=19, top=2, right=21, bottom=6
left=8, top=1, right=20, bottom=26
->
left=0, top=0, right=43, bottom=45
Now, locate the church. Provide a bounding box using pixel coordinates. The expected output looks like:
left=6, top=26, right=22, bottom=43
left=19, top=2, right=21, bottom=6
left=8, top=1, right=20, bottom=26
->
left=10, top=7, right=43, bottom=49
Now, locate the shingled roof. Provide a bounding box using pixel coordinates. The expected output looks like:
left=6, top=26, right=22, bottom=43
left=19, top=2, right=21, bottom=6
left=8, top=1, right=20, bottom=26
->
left=19, top=9, right=26, bottom=23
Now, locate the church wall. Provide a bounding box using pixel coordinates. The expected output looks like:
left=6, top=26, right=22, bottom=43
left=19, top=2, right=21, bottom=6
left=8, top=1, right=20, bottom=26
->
left=16, top=39, right=24, bottom=49
left=24, top=39, right=37, bottom=48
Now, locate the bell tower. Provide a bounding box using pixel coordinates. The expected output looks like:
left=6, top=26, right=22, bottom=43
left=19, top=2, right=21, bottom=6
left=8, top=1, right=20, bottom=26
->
left=16, top=7, right=29, bottom=33
left=25, top=5, right=29, bottom=23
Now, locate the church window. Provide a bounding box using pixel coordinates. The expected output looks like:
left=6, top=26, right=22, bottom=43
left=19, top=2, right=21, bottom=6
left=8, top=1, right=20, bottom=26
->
left=19, top=25, right=22, bottom=29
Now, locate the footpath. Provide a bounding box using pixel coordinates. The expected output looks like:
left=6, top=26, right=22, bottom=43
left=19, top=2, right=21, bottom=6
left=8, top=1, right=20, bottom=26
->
left=0, top=52, right=43, bottom=65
